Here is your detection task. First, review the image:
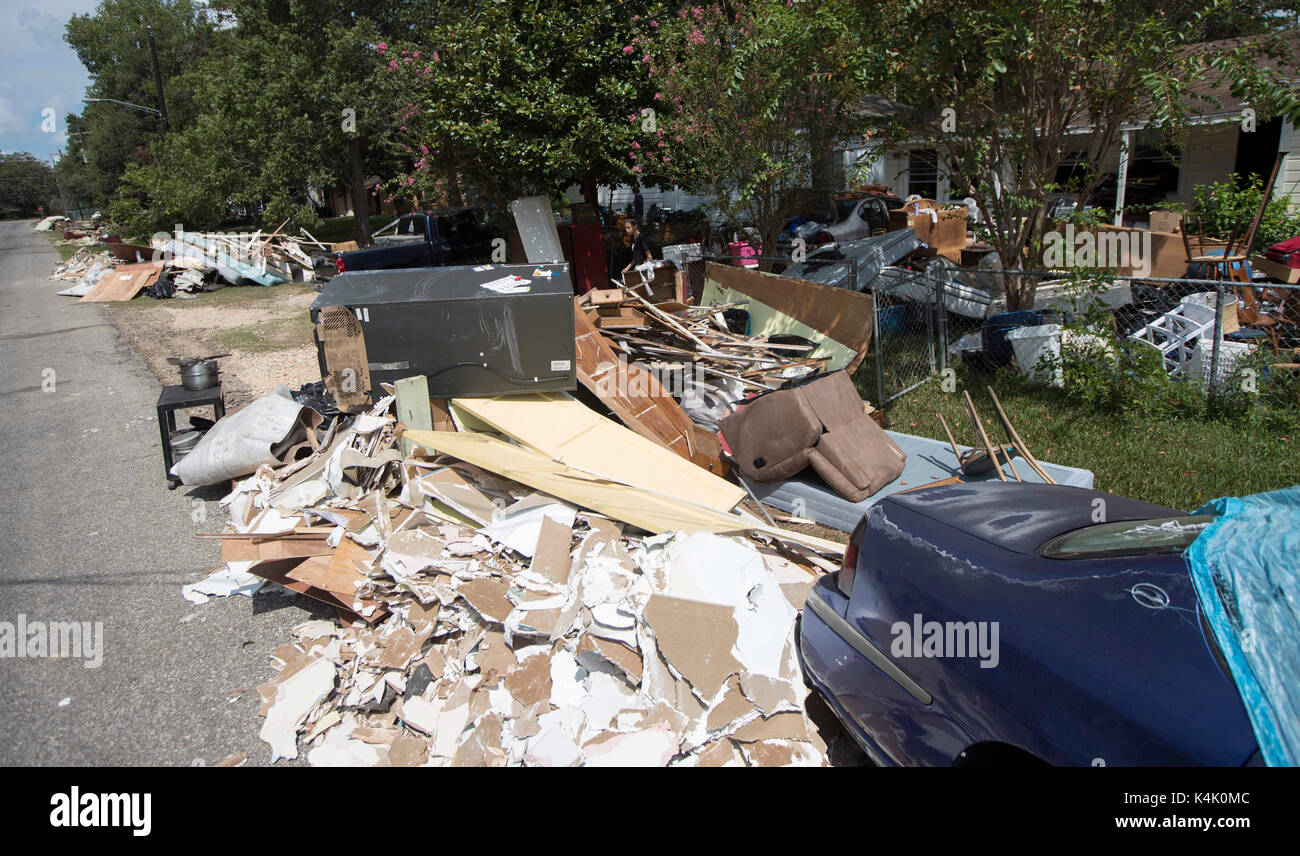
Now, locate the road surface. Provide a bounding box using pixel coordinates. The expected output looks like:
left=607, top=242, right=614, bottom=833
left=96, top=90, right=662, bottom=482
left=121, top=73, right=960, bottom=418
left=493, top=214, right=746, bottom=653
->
left=0, top=220, right=318, bottom=765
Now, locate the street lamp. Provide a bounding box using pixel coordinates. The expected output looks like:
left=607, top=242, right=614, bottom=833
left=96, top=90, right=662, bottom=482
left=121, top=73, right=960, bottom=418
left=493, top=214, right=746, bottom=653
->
left=82, top=26, right=170, bottom=135
left=83, top=97, right=163, bottom=118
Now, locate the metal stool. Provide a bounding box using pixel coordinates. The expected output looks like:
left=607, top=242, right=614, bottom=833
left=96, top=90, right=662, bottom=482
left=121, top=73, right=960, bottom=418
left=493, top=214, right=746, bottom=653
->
left=157, top=383, right=225, bottom=488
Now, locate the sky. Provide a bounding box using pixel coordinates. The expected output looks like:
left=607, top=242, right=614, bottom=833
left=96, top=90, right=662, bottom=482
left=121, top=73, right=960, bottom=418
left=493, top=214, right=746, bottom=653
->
left=0, top=0, right=100, bottom=162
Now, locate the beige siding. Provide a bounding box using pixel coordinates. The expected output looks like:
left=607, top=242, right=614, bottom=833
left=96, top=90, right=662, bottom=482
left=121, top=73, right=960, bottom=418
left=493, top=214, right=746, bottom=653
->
left=1283, top=121, right=1300, bottom=211
left=1170, top=124, right=1238, bottom=204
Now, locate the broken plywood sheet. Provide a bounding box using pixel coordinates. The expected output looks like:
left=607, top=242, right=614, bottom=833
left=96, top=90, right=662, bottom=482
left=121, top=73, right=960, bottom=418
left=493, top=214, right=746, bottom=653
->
left=78, top=261, right=162, bottom=302
left=573, top=302, right=725, bottom=475
left=702, top=262, right=874, bottom=372
left=403, top=430, right=843, bottom=555
left=450, top=392, right=744, bottom=513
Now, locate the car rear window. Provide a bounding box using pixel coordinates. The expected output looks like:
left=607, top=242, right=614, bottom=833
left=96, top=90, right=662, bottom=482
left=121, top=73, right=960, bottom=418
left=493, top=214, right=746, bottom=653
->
left=1038, top=514, right=1219, bottom=560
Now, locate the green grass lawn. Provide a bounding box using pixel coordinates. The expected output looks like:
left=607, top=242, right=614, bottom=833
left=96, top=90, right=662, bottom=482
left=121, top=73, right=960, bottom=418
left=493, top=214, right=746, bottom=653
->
left=41, top=232, right=83, bottom=261
left=870, top=366, right=1300, bottom=511
left=309, top=214, right=394, bottom=245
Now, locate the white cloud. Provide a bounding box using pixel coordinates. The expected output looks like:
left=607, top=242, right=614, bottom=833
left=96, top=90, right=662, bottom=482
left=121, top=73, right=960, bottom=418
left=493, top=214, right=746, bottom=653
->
left=18, top=7, right=66, bottom=48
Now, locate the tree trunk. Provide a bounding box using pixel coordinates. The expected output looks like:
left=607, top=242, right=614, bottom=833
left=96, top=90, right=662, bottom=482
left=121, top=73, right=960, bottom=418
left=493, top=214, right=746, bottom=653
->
left=350, top=137, right=372, bottom=246
left=581, top=173, right=598, bottom=206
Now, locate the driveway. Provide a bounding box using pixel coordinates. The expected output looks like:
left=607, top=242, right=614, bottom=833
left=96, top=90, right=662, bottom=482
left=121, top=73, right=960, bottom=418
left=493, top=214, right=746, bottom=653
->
left=0, top=220, right=316, bottom=766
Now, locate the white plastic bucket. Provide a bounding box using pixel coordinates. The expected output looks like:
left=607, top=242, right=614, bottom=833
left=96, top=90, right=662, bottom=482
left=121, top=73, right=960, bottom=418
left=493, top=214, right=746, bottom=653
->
left=1005, top=323, right=1063, bottom=387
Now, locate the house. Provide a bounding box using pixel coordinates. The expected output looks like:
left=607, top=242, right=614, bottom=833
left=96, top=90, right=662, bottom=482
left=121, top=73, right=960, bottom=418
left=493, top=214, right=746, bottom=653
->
left=841, top=32, right=1300, bottom=225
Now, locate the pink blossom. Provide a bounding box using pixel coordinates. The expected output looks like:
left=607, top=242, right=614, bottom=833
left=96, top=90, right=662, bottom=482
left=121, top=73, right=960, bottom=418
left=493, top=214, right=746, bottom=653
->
left=642, top=55, right=651, bottom=63
left=420, top=144, right=429, bottom=155
left=432, top=51, right=439, bottom=62
left=413, top=51, right=419, bottom=59
left=389, top=59, right=398, bottom=70
left=377, top=42, right=387, bottom=55
left=623, top=45, right=634, bottom=54
left=653, top=92, right=661, bottom=100
left=650, top=19, right=659, bottom=27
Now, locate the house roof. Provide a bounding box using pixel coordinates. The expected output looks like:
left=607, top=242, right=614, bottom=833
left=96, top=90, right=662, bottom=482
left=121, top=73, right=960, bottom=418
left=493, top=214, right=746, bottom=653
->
left=1176, top=29, right=1300, bottom=122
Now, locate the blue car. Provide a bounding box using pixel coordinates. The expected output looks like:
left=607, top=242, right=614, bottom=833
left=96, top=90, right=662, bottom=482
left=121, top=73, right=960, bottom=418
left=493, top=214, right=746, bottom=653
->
left=798, top=481, right=1260, bottom=766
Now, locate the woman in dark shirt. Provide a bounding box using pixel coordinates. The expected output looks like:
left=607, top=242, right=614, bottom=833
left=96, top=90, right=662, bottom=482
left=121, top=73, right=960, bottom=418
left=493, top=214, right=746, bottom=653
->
left=621, top=218, right=654, bottom=274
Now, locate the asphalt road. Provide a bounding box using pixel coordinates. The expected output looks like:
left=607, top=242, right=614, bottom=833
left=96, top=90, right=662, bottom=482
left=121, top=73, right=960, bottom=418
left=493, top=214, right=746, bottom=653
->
left=0, top=220, right=320, bottom=766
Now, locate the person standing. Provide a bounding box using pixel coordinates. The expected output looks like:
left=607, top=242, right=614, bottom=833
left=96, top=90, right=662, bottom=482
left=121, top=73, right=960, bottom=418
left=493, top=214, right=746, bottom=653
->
left=620, top=218, right=654, bottom=275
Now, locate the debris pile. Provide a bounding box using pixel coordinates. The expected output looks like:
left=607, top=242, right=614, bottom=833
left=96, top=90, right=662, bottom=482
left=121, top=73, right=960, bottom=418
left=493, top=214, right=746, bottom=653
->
left=158, top=225, right=328, bottom=287
left=47, top=219, right=337, bottom=301
left=192, top=389, right=840, bottom=766
left=582, top=282, right=830, bottom=393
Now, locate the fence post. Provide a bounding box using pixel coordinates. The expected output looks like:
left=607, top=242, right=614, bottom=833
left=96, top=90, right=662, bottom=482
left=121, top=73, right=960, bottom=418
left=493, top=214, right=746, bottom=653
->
left=867, top=258, right=886, bottom=407
left=923, top=263, right=937, bottom=374
left=934, top=263, right=948, bottom=373
left=1208, top=284, right=1225, bottom=398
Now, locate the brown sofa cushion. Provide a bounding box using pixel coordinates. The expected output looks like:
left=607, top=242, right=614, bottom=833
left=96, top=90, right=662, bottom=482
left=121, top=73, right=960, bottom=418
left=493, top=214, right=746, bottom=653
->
left=809, top=415, right=907, bottom=502
left=719, top=370, right=907, bottom=501
left=718, top=388, right=821, bottom=481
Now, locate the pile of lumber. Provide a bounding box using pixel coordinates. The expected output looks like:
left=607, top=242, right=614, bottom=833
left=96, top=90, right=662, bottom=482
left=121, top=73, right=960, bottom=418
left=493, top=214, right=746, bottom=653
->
left=578, top=280, right=833, bottom=394
left=161, top=221, right=326, bottom=285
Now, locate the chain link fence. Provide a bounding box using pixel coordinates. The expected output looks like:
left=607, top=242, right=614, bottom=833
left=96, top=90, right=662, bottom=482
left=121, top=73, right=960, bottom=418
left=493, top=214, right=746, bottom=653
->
left=911, top=263, right=1300, bottom=423
left=685, top=251, right=1300, bottom=422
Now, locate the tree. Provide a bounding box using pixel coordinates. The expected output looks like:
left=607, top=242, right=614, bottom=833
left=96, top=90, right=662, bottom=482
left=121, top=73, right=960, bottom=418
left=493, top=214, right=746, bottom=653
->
left=0, top=154, right=59, bottom=219
left=108, top=0, right=428, bottom=239
left=64, top=0, right=218, bottom=206
left=641, top=1, right=889, bottom=260
left=385, top=0, right=665, bottom=210
left=876, top=0, right=1300, bottom=309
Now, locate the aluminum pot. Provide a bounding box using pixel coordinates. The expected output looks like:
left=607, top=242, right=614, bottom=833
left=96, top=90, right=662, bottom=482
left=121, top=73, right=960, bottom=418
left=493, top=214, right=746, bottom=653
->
left=180, top=359, right=220, bottom=391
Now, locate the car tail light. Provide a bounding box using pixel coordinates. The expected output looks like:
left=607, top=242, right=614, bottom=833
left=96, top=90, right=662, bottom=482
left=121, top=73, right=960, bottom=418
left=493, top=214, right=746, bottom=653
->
left=335, top=255, right=346, bottom=274
left=811, top=231, right=832, bottom=247
left=837, top=520, right=864, bottom=596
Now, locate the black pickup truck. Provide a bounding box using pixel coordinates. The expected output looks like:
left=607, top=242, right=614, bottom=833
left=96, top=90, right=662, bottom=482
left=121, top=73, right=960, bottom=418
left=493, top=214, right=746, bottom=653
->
left=334, top=207, right=498, bottom=273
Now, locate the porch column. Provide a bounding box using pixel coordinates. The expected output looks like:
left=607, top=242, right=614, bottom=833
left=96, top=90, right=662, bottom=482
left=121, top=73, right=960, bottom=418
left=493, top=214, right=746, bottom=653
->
left=1114, top=128, right=1132, bottom=227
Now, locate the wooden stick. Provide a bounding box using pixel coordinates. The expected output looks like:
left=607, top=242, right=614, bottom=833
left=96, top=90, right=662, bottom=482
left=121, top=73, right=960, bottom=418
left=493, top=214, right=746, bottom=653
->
left=624, top=287, right=710, bottom=349
left=997, top=444, right=1023, bottom=482
left=937, top=413, right=963, bottom=464
left=986, top=386, right=1055, bottom=484
left=963, top=391, right=1005, bottom=482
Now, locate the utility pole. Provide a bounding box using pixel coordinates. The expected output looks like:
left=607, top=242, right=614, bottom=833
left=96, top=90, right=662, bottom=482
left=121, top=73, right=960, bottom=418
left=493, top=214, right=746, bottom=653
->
left=49, top=153, right=71, bottom=217
left=147, top=26, right=169, bottom=136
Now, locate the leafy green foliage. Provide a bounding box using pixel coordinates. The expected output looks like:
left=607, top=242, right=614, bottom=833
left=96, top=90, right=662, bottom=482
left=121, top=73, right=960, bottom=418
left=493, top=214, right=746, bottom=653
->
left=877, top=0, right=1300, bottom=310
left=1191, top=173, right=1300, bottom=250
left=0, top=153, right=60, bottom=219
left=385, top=0, right=662, bottom=207
left=63, top=0, right=219, bottom=205
left=108, top=0, right=425, bottom=236
left=641, top=1, right=890, bottom=253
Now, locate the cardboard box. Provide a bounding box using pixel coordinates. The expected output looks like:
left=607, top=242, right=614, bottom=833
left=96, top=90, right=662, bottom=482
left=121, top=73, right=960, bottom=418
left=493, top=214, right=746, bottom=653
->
left=1148, top=210, right=1184, bottom=233
left=893, top=208, right=967, bottom=261
left=1252, top=254, right=1300, bottom=284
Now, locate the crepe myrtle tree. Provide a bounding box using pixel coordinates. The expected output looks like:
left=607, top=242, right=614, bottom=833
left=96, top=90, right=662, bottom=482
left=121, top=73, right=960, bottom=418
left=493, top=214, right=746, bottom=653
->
left=875, top=0, right=1300, bottom=310
left=383, top=0, right=670, bottom=212
left=642, top=1, right=888, bottom=263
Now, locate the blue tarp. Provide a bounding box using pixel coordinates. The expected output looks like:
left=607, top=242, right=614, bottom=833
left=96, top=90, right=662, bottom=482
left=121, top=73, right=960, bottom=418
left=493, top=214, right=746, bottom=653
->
left=1186, top=486, right=1300, bottom=766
